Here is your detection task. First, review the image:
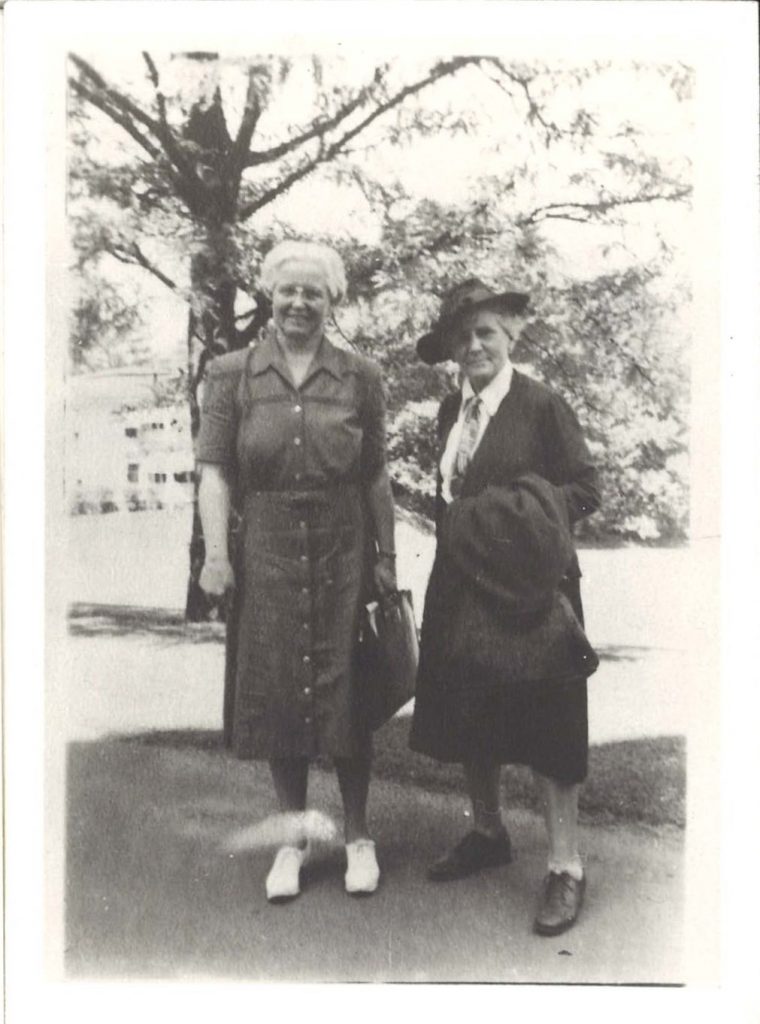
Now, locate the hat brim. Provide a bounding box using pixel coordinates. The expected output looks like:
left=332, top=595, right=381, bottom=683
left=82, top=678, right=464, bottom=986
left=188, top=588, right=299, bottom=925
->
left=416, top=291, right=530, bottom=365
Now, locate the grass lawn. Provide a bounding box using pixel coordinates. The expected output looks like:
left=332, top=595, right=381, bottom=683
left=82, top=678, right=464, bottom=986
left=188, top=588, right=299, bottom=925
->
left=131, top=721, right=685, bottom=829
left=370, top=718, right=685, bottom=828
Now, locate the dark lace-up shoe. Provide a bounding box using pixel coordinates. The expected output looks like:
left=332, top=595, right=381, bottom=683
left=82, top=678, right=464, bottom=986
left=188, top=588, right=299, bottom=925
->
left=427, top=829, right=513, bottom=882
left=533, top=871, right=586, bottom=936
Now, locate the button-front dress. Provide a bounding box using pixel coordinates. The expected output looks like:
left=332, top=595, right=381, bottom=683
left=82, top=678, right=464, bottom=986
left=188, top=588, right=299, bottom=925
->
left=196, top=334, right=386, bottom=759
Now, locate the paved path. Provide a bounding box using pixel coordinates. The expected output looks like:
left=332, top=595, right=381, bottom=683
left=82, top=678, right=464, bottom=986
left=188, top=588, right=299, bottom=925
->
left=65, top=737, right=684, bottom=984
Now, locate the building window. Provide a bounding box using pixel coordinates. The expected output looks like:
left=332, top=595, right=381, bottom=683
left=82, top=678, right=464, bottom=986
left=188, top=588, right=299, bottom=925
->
left=127, top=464, right=139, bottom=484
left=125, top=427, right=137, bottom=438
left=173, top=470, right=195, bottom=484
left=151, top=472, right=167, bottom=484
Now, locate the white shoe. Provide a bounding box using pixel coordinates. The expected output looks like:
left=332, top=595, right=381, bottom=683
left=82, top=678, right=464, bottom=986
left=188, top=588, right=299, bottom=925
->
left=345, top=839, right=380, bottom=895
left=266, top=844, right=309, bottom=902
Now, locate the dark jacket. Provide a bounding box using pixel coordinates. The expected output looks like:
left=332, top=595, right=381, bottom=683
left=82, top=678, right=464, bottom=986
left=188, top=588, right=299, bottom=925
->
left=434, top=370, right=600, bottom=577
left=414, top=371, right=601, bottom=705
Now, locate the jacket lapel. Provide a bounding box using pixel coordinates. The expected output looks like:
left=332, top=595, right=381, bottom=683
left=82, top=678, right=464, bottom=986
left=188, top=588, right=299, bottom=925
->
left=438, top=392, right=461, bottom=458
left=434, top=393, right=462, bottom=521
left=460, top=371, right=523, bottom=496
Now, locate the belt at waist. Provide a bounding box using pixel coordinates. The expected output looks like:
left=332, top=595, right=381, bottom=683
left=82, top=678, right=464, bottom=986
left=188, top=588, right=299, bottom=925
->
left=243, top=484, right=365, bottom=535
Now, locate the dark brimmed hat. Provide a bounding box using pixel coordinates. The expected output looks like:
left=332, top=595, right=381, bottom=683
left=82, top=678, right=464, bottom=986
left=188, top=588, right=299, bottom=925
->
left=416, top=278, right=530, bottom=365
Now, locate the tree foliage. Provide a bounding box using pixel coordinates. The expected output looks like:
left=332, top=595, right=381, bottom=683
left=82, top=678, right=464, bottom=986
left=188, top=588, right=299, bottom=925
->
left=68, top=52, right=484, bottom=362
left=326, top=192, right=690, bottom=542
left=70, top=272, right=149, bottom=371
left=68, top=51, right=693, bottom=545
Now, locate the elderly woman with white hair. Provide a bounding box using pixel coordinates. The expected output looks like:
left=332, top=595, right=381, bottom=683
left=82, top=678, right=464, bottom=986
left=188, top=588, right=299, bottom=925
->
left=197, top=240, right=396, bottom=902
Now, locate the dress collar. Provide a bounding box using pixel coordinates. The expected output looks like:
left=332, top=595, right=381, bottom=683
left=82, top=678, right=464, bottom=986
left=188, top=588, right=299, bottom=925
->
left=248, top=331, right=345, bottom=382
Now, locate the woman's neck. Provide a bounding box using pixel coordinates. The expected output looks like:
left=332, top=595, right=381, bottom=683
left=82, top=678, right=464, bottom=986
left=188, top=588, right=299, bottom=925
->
left=274, top=327, right=323, bottom=388
left=275, top=326, right=323, bottom=358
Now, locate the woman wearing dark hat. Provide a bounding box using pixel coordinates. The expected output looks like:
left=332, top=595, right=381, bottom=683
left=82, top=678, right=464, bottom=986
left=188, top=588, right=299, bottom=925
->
left=410, top=278, right=601, bottom=936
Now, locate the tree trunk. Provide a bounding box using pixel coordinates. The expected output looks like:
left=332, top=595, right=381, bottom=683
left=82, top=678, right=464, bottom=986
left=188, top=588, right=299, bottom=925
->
left=184, top=304, right=210, bottom=621
left=174, top=53, right=275, bottom=624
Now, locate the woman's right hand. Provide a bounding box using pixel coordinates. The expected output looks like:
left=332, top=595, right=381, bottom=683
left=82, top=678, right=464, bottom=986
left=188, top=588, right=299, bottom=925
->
left=200, top=555, right=235, bottom=598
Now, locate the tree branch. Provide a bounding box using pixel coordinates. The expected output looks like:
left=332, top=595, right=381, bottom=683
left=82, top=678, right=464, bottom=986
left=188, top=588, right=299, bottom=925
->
left=129, top=242, right=178, bottom=290
left=69, top=76, right=198, bottom=212
left=70, top=54, right=162, bottom=137
left=522, top=187, right=693, bottom=225
left=324, top=56, right=482, bottom=161
left=539, top=213, right=593, bottom=224
left=239, top=56, right=482, bottom=221
left=237, top=156, right=322, bottom=221
left=68, top=77, right=163, bottom=162
left=229, top=66, right=263, bottom=180
left=243, top=65, right=388, bottom=168
left=480, top=58, right=563, bottom=144
left=142, top=50, right=171, bottom=131
left=72, top=53, right=206, bottom=204
left=107, top=241, right=178, bottom=292
left=142, top=51, right=159, bottom=89
left=140, top=51, right=208, bottom=192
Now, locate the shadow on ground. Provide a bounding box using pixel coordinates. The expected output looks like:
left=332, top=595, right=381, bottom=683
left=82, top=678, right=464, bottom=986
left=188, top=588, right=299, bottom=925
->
left=68, top=604, right=669, bottom=665
left=69, top=604, right=225, bottom=642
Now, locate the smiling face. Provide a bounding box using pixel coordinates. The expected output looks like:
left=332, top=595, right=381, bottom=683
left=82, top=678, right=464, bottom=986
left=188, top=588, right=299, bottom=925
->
left=450, top=308, right=522, bottom=392
left=271, top=260, right=331, bottom=345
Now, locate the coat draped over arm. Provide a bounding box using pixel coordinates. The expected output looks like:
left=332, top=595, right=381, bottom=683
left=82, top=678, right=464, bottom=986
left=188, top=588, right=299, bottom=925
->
left=425, top=473, right=598, bottom=687
left=441, top=472, right=575, bottom=616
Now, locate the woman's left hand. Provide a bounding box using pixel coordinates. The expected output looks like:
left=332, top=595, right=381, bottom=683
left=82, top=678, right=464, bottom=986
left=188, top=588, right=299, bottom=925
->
left=373, top=555, right=397, bottom=596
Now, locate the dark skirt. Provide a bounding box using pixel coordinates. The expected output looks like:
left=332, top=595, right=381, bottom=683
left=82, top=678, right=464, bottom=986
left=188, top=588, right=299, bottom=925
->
left=227, top=484, right=372, bottom=760
left=409, top=577, right=589, bottom=784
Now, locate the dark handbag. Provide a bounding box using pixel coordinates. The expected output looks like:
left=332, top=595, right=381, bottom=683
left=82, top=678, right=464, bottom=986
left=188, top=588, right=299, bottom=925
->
left=446, top=585, right=599, bottom=688
left=357, top=590, right=419, bottom=731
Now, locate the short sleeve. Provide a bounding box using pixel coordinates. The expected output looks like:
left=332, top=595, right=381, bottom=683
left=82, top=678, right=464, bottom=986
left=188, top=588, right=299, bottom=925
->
left=359, top=360, right=387, bottom=482
left=196, top=358, right=242, bottom=466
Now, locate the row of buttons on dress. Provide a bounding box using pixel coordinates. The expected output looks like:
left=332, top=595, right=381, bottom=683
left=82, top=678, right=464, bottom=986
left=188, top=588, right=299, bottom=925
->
left=298, top=506, right=312, bottom=726
left=293, top=403, right=303, bottom=480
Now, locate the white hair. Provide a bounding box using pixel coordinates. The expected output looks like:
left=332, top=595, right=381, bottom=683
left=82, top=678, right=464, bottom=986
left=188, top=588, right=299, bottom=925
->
left=259, top=240, right=347, bottom=305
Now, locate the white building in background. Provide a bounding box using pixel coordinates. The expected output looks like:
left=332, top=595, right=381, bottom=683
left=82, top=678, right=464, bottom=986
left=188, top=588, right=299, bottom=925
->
left=66, top=368, right=195, bottom=513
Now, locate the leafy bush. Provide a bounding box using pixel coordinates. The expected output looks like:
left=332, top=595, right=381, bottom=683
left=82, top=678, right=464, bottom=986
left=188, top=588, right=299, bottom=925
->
left=334, top=214, right=690, bottom=544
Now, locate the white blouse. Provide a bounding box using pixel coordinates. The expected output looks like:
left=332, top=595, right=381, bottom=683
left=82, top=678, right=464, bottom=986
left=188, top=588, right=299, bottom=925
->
left=439, top=360, right=514, bottom=503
